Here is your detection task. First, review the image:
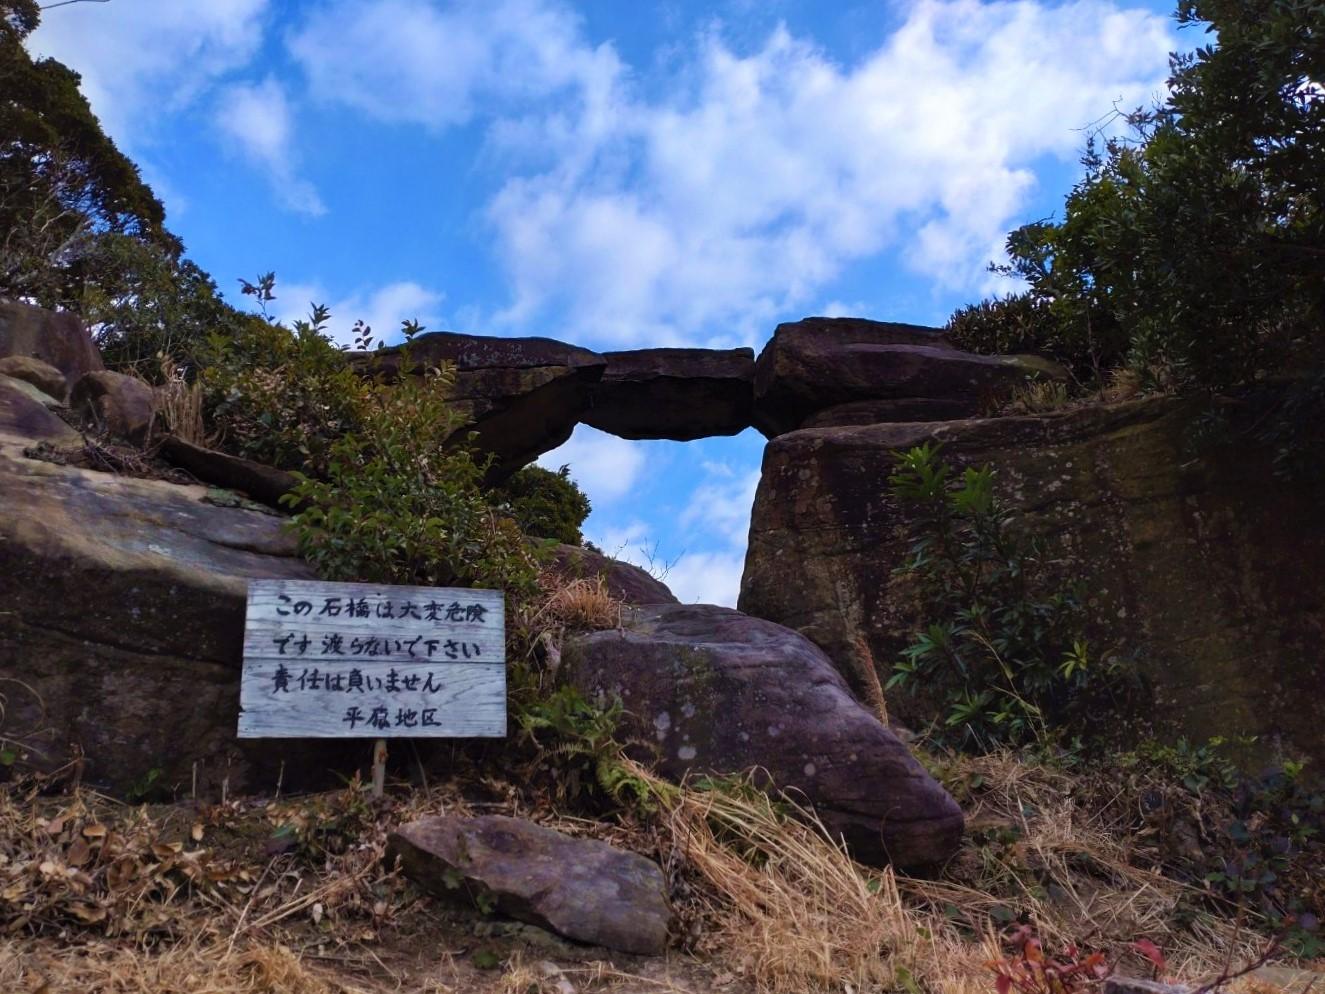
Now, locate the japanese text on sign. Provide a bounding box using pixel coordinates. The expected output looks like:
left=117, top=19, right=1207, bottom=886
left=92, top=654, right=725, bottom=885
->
left=238, top=579, right=506, bottom=739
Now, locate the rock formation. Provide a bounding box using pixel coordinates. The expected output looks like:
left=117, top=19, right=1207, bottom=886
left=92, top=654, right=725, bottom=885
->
left=564, top=603, right=965, bottom=868
left=739, top=394, right=1325, bottom=766
left=351, top=331, right=607, bottom=483
left=0, top=299, right=104, bottom=393
left=751, top=316, right=1067, bottom=437
left=581, top=347, right=754, bottom=440
left=389, top=814, right=672, bottom=954
left=0, top=371, right=329, bottom=792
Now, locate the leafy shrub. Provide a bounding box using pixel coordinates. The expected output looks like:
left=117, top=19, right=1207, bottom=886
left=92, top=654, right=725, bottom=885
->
left=1117, top=738, right=1324, bottom=956
left=490, top=464, right=591, bottom=545
left=984, top=1, right=1325, bottom=392
left=886, top=443, right=1130, bottom=748
left=284, top=332, right=538, bottom=595
left=201, top=303, right=367, bottom=475
left=946, top=293, right=1121, bottom=385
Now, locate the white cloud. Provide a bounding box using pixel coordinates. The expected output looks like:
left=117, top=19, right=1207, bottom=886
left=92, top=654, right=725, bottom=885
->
left=27, top=0, right=267, bottom=145
left=287, top=0, right=622, bottom=130
left=268, top=280, right=446, bottom=347
left=280, top=0, right=1176, bottom=349
left=538, top=426, right=647, bottom=505
left=215, top=78, right=325, bottom=216
left=679, top=466, right=760, bottom=550
left=480, top=0, right=1176, bottom=346
left=662, top=551, right=747, bottom=608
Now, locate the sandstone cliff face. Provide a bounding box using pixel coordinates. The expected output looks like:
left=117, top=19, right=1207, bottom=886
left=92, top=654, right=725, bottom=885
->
left=0, top=376, right=343, bottom=793
left=739, top=395, right=1325, bottom=764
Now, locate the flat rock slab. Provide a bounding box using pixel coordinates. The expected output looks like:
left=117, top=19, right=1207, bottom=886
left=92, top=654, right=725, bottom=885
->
left=564, top=603, right=964, bottom=868
left=582, top=347, right=754, bottom=440
left=0, top=376, right=81, bottom=445
left=751, top=316, right=1065, bottom=436
left=389, top=815, right=671, bottom=955
left=351, top=331, right=606, bottom=482
left=0, top=356, right=69, bottom=403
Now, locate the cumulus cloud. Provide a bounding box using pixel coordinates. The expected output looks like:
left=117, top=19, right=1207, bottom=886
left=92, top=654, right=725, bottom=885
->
left=679, top=464, right=760, bottom=550
left=537, top=426, right=647, bottom=505
left=27, top=0, right=267, bottom=145
left=287, top=0, right=621, bottom=130
left=281, top=0, right=1176, bottom=348
left=483, top=0, right=1176, bottom=345
left=215, top=78, right=325, bottom=216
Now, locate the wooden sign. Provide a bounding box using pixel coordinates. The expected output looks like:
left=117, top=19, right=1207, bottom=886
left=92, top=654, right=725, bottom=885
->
left=238, top=579, right=506, bottom=739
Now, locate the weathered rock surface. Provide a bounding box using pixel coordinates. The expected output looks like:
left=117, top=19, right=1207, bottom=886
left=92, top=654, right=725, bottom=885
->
left=751, top=316, right=1065, bottom=437
left=0, top=356, right=69, bottom=403
left=564, top=603, right=964, bottom=868
left=71, top=370, right=156, bottom=444
left=0, top=376, right=80, bottom=444
left=352, top=332, right=607, bottom=482
left=739, top=395, right=1325, bottom=765
left=552, top=545, right=678, bottom=606
left=159, top=434, right=299, bottom=510
left=582, top=347, right=754, bottom=440
left=389, top=815, right=671, bottom=954
left=0, top=398, right=330, bottom=792
left=0, top=299, right=103, bottom=392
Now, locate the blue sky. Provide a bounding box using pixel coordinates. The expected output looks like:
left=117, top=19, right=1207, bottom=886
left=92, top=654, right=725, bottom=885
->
left=29, top=0, right=1188, bottom=605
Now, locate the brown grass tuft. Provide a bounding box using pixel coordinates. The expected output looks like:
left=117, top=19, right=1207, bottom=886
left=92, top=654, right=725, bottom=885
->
left=153, top=355, right=208, bottom=444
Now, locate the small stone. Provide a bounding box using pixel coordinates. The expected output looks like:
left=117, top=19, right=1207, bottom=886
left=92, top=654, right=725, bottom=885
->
left=388, top=814, right=672, bottom=955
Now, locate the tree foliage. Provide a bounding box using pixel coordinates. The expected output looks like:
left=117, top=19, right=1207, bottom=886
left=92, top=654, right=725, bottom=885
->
left=954, top=0, right=1325, bottom=391
left=492, top=464, right=592, bottom=546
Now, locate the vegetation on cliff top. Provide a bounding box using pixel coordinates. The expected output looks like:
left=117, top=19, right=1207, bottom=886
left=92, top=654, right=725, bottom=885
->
left=949, top=0, right=1324, bottom=399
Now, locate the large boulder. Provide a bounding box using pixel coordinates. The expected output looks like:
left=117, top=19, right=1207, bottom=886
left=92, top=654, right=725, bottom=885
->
left=581, top=347, right=754, bottom=440
left=564, top=603, right=964, bottom=868
left=0, top=376, right=81, bottom=445
left=351, top=332, right=606, bottom=482
left=71, top=370, right=156, bottom=445
left=0, top=356, right=70, bottom=404
left=389, top=815, right=671, bottom=954
left=551, top=545, right=678, bottom=606
left=739, top=394, right=1325, bottom=766
left=0, top=299, right=103, bottom=394
left=752, top=316, right=1065, bottom=437
left=0, top=402, right=331, bottom=793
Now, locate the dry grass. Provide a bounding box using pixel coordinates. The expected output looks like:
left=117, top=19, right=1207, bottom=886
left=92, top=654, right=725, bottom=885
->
left=0, top=740, right=1304, bottom=994
left=641, top=750, right=1283, bottom=994
left=152, top=355, right=207, bottom=444
left=0, top=935, right=363, bottom=993
left=1006, top=378, right=1074, bottom=414
left=533, top=573, right=622, bottom=632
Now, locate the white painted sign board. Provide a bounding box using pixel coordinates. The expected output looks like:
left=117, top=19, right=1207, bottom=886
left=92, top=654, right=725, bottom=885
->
left=238, top=579, right=505, bottom=738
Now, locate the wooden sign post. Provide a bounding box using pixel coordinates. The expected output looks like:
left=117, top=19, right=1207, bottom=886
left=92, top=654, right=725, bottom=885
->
left=238, top=579, right=506, bottom=797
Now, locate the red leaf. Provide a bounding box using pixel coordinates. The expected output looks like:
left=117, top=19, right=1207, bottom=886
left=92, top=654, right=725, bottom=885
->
left=1133, top=938, right=1166, bottom=974
left=995, top=974, right=1012, bottom=994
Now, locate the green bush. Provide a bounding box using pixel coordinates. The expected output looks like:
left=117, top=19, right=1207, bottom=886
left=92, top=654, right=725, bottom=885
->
left=985, top=1, right=1325, bottom=391
left=1116, top=738, right=1324, bottom=955
left=201, top=303, right=367, bottom=475
left=946, top=292, right=1125, bottom=384
left=283, top=334, right=538, bottom=596
left=886, top=443, right=1130, bottom=749
left=490, top=464, right=591, bottom=546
